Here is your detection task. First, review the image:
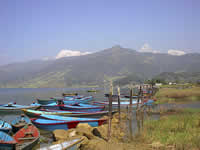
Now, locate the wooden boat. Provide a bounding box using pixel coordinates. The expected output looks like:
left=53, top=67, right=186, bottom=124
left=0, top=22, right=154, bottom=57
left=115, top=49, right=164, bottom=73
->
left=60, top=103, right=105, bottom=112
left=11, top=114, right=31, bottom=133
left=34, top=102, right=61, bottom=110
left=62, top=93, right=78, bottom=97
left=0, top=103, right=39, bottom=112
left=31, top=116, right=106, bottom=131
left=37, top=138, right=83, bottom=150
left=64, top=95, right=84, bottom=100
left=0, top=120, right=12, bottom=133
left=0, top=131, right=16, bottom=150
left=93, top=100, right=141, bottom=107
left=87, top=89, right=99, bottom=92
left=36, top=99, right=56, bottom=105
left=22, top=109, right=115, bottom=118
left=13, top=124, right=40, bottom=150
left=63, top=96, right=93, bottom=104
left=49, top=97, right=63, bottom=101
left=143, top=99, right=156, bottom=106
left=38, top=96, right=93, bottom=110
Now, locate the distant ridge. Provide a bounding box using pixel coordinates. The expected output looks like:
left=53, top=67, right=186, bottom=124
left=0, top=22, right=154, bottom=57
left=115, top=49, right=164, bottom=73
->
left=153, top=72, right=200, bottom=83
left=0, top=46, right=200, bottom=88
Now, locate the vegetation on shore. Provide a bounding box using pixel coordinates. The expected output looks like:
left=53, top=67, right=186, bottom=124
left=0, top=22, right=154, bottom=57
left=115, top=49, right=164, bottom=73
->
left=51, top=107, right=200, bottom=150
left=154, top=86, right=200, bottom=103
left=142, top=108, right=200, bottom=150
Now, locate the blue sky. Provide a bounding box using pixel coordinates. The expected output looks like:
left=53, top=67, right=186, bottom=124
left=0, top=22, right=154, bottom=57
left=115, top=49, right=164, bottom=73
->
left=0, top=0, right=200, bottom=64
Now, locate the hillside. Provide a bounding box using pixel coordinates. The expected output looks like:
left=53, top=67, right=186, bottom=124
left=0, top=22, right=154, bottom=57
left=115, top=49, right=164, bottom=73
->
left=0, top=46, right=200, bottom=88
left=153, top=72, right=200, bottom=83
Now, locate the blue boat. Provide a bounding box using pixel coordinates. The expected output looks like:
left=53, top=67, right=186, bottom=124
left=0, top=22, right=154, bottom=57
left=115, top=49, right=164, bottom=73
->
left=36, top=99, right=56, bottom=105
left=63, top=95, right=83, bottom=100
left=31, top=116, right=106, bottom=131
left=31, top=101, right=61, bottom=110
left=39, top=114, right=104, bottom=121
left=22, top=109, right=112, bottom=118
left=0, top=103, right=39, bottom=112
left=0, top=120, right=12, bottom=134
left=37, top=138, right=83, bottom=150
left=63, top=96, right=93, bottom=104
left=0, top=131, right=16, bottom=150
left=11, top=114, right=31, bottom=132
left=60, top=103, right=105, bottom=112
left=143, top=99, right=156, bottom=106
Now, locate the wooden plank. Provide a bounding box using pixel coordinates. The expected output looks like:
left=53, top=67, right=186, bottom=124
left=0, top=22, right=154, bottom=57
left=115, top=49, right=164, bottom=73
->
left=18, top=137, right=36, bottom=140
left=25, top=132, right=33, bottom=135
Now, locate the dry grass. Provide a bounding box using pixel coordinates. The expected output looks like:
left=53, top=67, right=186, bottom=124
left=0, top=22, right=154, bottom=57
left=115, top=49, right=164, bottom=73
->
left=142, top=109, right=200, bottom=150
left=154, top=87, right=200, bottom=103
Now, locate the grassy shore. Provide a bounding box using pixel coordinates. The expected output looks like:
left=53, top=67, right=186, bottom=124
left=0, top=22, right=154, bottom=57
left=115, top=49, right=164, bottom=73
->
left=51, top=108, right=200, bottom=150
left=142, top=108, right=200, bottom=150
left=154, top=86, right=200, bottom=103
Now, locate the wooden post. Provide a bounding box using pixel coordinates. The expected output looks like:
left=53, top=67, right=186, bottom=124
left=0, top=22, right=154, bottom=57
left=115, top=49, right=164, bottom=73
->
left=129, top=88, right=133, bottom=114
left=117, top=86, right=121, bottom=124
left=137, top=85, right=141, bottom=109
left=107, top=81, right=113, bottom=141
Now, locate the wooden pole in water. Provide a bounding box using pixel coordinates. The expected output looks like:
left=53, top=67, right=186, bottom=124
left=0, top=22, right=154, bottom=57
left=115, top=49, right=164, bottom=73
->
left=117, top=86, right=121, bottom=124
left=137, top=85, right=141, bottom=109
left=107, top=81, right=113, bottom=141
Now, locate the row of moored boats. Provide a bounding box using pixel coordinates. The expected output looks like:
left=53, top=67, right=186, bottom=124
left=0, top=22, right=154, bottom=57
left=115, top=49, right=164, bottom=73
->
left=0, top=92, right=156, bottom=150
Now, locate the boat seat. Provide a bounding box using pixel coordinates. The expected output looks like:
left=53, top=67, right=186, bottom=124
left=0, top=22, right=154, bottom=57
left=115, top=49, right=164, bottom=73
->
left=19, top=120, right=26, bottom=123
left=25, top=132, right=33, bottom=135
left=18, top=137, right=36, bottom=140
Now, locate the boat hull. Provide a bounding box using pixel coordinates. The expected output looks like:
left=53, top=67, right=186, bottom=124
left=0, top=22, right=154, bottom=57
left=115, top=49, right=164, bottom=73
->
left=17, top=137, right=39, bottom=150
left=0, top=105, right=39, bottom=112
left=60, top=104, right=105, bottom=112
left=31, top=118, right=106, bottom=131
left=37, top=99, right=56, bottom=105
left=0, top=120, right=12, bottom=134
left=11, top=115, right=31, bottom=133
left=37, top=138, right=83, bottom=150
left=0, top=144, right=16, bottom=150
left=39, top=105, right=60, bottom=110
left=13, top=124, right=40, bottom=150
left=0, top=131, right=16, bottom=150
left=63, top=96, right=93, bottom=105
left=23, top=109, right=113, bottom=118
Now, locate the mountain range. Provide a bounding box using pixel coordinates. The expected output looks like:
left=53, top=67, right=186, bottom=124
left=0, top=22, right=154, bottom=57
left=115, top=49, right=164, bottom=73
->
left=0, top=45, right=200, bottom=88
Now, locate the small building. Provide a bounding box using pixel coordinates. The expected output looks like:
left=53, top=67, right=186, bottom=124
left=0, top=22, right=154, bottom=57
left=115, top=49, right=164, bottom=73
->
left=155, top=83, right=162, bottom=86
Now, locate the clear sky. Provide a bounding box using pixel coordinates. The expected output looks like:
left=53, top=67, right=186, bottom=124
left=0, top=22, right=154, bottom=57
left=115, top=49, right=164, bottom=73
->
left=0, top=0, right=200, bottom=64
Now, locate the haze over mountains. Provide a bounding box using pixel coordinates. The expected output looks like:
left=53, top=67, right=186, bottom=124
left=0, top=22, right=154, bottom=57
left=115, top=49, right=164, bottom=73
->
left=0, top=46, right=200, bottom=88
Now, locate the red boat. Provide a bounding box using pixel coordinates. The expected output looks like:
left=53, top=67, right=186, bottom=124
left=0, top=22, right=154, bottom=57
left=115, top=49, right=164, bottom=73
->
left=13, top=124, right=40, bottom=150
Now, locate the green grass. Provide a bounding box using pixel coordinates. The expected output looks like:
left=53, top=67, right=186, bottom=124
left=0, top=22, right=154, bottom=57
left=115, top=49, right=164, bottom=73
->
left=143, top=109, right=200, bottom=149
